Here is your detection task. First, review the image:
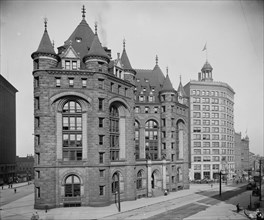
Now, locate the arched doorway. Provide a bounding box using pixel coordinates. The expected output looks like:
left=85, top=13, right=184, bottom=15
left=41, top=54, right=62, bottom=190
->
left=151, top=170, right=160, bottom=189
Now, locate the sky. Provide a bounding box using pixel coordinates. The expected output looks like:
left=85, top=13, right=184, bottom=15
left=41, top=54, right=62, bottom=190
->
left=0, top=0, right=263, bottom=156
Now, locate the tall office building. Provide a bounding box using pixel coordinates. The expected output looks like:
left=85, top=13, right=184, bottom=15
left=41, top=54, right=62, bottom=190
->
left=0, top=74, right=18, bottom=184
left=31, top=7, right=189, bottom=209
left=184, top=60, right=235, bottom=180
left=234, top=132, right=250, bottom=178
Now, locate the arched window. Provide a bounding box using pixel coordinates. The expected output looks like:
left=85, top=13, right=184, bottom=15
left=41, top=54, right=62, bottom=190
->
left=65, top=175, right=80, bottom=197
left=62, top=101, right=82, bottom=161
left=135, top=121, right=140, bottom=160
left=110, top=106, right=119, bottom=161
left=111, top=172, right=124, bottom=194
left=136, top=170, right=143, bottom=189
left=145, top=120, right=158, bottom=160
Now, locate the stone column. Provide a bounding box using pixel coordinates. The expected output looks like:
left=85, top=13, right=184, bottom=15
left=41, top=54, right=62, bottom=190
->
left=162, top=159, right=167, bottom=190
left=139, top=126, right=145, bottom=159
left=147, top=160, right=152, bottom=197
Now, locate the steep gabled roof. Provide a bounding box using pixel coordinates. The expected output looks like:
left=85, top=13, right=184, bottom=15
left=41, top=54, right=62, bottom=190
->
left=86, top=34, right=110, bottom=61
left=162, top=74, right=174, bottom=91
left=60, top=45, right=80, bottom=59
left=62, top=19, right=95, bottom=61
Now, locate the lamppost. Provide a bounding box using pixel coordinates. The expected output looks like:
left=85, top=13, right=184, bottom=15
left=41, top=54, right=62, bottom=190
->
left=219, top=170, right=222, bottom=196
left=259, top=159, right=262, bottom=201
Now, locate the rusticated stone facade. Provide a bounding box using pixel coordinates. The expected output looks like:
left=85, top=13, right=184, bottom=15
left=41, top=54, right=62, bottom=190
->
left=32, top=7, right=189, bottom=209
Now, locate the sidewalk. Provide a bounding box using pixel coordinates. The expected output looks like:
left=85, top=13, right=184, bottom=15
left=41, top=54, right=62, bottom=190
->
left=1, top=182, right=249, bottom=220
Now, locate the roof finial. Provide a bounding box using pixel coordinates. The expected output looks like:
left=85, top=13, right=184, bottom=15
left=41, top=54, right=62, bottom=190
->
left=95, top=21, right=98, bottom=35
left=155, top=55, right=158, bottom=65
left=180, top=75, right=182, bottom=83
left=123, top=38, right=126, bottom=50
left=166, top=66, right=168, bottom=75
left=82, top=5, right=86, bottom=20
left=44, top=17, right=48, bottom=31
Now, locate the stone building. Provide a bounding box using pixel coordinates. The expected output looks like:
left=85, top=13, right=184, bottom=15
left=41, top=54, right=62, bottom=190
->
left=234, top=132, right=250, bottom=178
left=16, top=155, right=34, bottom=182
left=184, top=60, right=235, bottom=181
left=0, top=74, right=18, bottom=185
left=31, top=7, right=189, bottom=209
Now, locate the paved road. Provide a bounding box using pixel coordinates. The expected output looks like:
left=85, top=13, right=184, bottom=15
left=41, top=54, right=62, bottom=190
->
left=147, top=185, right=247, bottom=220
left=0, top=183, right=33, bottom=207
left=101, top=184, right=249, bottom=220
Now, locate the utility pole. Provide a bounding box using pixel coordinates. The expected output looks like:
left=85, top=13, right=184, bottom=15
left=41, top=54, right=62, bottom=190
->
left=219, top=171, right=222, bottom=196
left=259, top=159, right=262, bottom=201
left=118, top=173, right=121, bottom=212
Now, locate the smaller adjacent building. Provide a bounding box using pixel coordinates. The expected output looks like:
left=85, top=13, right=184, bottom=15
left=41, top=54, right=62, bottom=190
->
left=234, top=132, right=249, bottom=179
left=16, top=155, right=34, bottom=182
left=0, top=74, right=18, bottom=185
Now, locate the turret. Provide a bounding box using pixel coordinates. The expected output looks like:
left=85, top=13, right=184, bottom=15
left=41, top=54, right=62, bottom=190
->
left=177, top=76, right=188, bottom=105
left=31, top=18, right=60, bottom=70
left=121, top=39, right=136, bottom=84
left=199, top=60, right=213, bottom=81
left=160, top=67, right=176, bottom=103
left=83, top=23, right=110, bottom=73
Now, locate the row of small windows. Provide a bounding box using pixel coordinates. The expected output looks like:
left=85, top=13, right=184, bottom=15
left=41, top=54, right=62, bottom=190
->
left=193, top=141, right=234, bottom=148
left=34, top=77, right=129, bottom=97
left=193, top=164, right=221, bottom=170
left=193, top=156, right=220, bottom=162
left=192, top=98, right=234, bottom=107
left=193, top=112, right=234, bottom=121
left=193, top=127, right=234, bottom=135
left=134, top=105, right=186, bottom=115
left=191, top=90, right=233, bottom=99
left=193, top=119, right=234, bottom=127
left=193, top=105, right=234, bottom=114
left=193, top=134, right=234, bottom=141
left=193, top=149, right=234, bottom=155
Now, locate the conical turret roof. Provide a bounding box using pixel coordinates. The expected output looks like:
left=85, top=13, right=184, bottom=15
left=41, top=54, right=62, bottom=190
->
left=152, top=64, right=165, bottom=85
left=177, top=80, right=187, bottom=97
left=161, top=73, right=175, bottom=91
left=31, top=21, right=57, bottom=59
left=121, top=48, right=132, bottom=69
left=36, top=30, right=56, bottom=54
left=85, top=33, right=110, bottom=61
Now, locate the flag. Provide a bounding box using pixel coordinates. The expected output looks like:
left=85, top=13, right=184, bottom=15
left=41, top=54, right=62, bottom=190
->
left=202, top=43, right=207, bottom=51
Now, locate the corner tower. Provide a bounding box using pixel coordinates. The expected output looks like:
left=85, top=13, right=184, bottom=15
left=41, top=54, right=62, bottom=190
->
left=31, top=19, right=60, bottom=70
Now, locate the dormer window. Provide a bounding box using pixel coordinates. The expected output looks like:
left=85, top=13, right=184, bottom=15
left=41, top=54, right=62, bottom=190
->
left=65, top=60, right=70, bottom=70
left=75, top=37, right=82, bottom=43
left=72, top=61, right=77, bottom=70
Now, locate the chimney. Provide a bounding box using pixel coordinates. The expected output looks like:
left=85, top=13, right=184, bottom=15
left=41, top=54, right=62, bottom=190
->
left=198, top=72, right=201, bottom=81
left=117, top=52, right=120, bottom=60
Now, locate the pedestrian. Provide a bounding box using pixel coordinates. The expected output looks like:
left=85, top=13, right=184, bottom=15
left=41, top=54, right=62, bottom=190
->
left=14, top=188, right=16, bottom=193
left=236, top=203, right=242, bottom=213
left=211, top=183, right=213, bottom=188
left=1, top=185, right=3, bottom=190
left=31, top=213, right=36, bottom=220
left=35, top=211, right=39, bottom=220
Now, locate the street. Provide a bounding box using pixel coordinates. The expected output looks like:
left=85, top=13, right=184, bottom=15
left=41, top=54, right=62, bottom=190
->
left=0, top=183, right=33, bottom=207
left=100, top=183, right=258, bottom=220
left=1, top=182, right=263, bottom=220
